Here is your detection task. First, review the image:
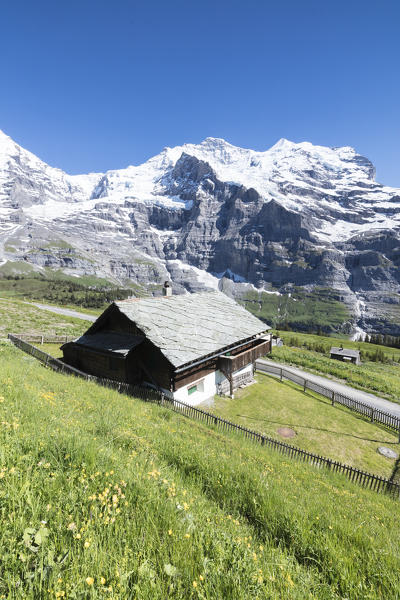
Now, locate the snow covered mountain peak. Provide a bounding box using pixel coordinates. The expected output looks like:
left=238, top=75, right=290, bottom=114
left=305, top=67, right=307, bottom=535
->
left=0, top=130, right=399, bottom=240
left=0, top=130, right=399, bottom=335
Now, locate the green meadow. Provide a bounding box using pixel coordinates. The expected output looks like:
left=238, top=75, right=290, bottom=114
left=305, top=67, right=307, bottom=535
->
left=0, top=298, right=88, bottom=339
left=1, top=341, right=400, bottom=599
left=211, top=372, right=399, bottom=478
left=241, top=287, right=350, bottom=332
left=271, top=344, right=400, bottom=402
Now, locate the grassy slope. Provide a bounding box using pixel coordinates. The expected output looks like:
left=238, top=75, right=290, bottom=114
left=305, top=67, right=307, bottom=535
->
left=278, top=331, right=400, bottom=362
left=1, top=343, right=400, bottom=599
left=0, top=298, right=88, bottom=338
left=41, top=344, right=399, bottom=476
left=241, top=288, right=350, bottom=332
left=271, top=345, right=400, bottom=402
left=211, top=373, right=398, bottom=477
left=0, top=276, right=125, bottom=310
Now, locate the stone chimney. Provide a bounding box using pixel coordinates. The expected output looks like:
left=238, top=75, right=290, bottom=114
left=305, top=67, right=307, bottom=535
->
left=162, top=281, right=172, bottom=297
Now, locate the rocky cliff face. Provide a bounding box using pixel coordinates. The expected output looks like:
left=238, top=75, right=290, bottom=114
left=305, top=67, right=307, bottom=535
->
left=0, top=130, right=399, bottom=334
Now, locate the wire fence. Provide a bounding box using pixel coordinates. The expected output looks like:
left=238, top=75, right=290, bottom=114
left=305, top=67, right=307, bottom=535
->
left=8, top=333, right=400, bottom=500
left=256, top=361, right=400, bottom=439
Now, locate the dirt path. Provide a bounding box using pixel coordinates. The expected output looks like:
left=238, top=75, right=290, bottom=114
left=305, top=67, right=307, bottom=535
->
left=31, top=303, right=97, bottom=322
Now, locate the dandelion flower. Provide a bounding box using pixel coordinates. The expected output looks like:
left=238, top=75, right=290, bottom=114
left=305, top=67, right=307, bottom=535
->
left=84, top=541, right=90, bottom=548
left=85, top=577, right=94, bottom=586
left=100, top=577, right=106, bottom=585
left=193, top=581, right=198, bottom=588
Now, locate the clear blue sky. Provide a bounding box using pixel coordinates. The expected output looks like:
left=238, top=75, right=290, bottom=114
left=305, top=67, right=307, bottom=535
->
left=1, top=0, right=399, bottom=185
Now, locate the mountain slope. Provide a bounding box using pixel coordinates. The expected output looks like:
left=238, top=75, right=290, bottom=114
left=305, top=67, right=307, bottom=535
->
left=0, top=130, right=399, bottom=334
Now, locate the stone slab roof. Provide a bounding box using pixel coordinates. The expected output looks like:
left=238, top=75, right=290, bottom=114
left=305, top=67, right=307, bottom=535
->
left=114, top=291, right=270, bottom=368
left=74, top=332, right=144, bottom=356
left=330, top=347, right=360, bottom=358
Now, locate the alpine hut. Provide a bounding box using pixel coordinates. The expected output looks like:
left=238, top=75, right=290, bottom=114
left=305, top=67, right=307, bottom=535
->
left=61, top=288, right=271, bottom=404
left=329, top=347, right=361, bottom=365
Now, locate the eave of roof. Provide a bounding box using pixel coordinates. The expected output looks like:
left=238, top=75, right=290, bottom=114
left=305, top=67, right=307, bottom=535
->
left=71, top=332, right=144, bottom=357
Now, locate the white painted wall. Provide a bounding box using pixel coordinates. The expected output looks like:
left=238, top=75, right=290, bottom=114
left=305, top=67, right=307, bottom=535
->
left=173, top=370, right=224, bottom=406
left=149, top=361, right=256, bottom=408
left=172, top=363, right=254, bottom=406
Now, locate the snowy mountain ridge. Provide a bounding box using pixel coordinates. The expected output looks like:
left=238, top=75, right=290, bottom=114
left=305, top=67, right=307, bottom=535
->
left=2, top=129, right=399, bottom=241
left=0, top=129, right=399, bottom=334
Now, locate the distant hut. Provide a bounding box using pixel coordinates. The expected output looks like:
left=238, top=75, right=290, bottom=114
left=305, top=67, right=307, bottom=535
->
left=61, top=285, right=271, bottom=404
left=329, top=347, right=361, bottom=365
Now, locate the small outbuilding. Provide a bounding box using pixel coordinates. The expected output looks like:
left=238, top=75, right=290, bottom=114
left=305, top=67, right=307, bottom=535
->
left=329, top=347, right=361, bottom=365
left=61, top=288, right=271, bottom=405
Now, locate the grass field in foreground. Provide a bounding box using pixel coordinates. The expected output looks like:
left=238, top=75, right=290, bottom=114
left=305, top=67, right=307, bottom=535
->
left=211, top=373, right=398, bottom=478
left=270, top=345, right=400, bottom=402
left=0, top=298, right=88, bottom=339
left=1, top=342, right=400, bottom=599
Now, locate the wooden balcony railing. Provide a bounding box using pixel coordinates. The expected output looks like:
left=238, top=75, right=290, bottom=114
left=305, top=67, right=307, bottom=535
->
left=217, top=337, right=270, bottom=375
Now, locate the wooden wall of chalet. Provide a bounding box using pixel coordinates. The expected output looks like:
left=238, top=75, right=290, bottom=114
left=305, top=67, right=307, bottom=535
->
left=63, top=345, right=128, bottom=382
left=72, top=305, right=174, bottom=389
left=173, top=359, right=218, bottom=391
left=127, top=340, right=173, bottom=390
left=101, top=309, right=143, bottom=336
left=173, top=338, right=271, bottom=391
left=218, top=338, right=270, bottom=376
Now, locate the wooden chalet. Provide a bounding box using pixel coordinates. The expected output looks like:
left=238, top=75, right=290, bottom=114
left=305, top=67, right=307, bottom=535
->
left=330, top=347, right=361, bottom=365
left=61, top=287, right=271, bottom=404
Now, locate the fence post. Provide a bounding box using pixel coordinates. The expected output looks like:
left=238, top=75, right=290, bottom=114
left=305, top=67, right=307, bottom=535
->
left=41, top=335, right=44, bottom=345
left=370, top=408, right=375, bottom=423
left=331, top=391, right=335, bottom=406
left=303, top=379, right=307, bottom=392
left=280, top=368, right=283, bottom=381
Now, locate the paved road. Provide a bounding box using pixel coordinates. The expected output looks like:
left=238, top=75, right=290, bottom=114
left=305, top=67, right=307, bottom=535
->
left=32, top=303, right=97, bottom=322
left=256, top=358, right=400, bottom=419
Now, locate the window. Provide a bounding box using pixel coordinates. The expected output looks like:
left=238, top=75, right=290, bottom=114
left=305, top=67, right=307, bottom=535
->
left=187, top=379, right=205, bottom=396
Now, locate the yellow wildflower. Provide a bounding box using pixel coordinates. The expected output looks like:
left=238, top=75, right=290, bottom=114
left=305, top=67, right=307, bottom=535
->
left=85, top=577, right=94, bottom=586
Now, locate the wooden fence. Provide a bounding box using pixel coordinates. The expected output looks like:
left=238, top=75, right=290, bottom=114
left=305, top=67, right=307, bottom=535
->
left=256, top=361, right=400, bottom=440
left=8, top=334, right=162, bottom=402
left=8, top=333, right=400, bottom=500
left=11, top=333, right=77, bottom=344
